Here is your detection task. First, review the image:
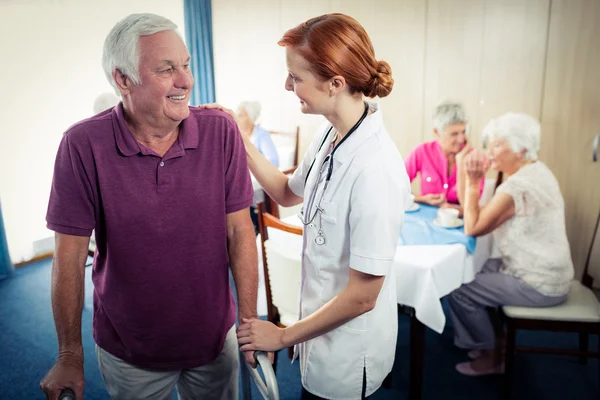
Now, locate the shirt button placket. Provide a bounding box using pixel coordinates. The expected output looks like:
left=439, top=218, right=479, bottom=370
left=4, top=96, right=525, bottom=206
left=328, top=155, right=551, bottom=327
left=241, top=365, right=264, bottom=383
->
left=157, top=160, right=166, bottom=189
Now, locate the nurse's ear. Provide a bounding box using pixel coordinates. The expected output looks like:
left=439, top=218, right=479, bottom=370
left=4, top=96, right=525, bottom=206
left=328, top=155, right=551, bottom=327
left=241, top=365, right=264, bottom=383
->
left=328, top=76, right=346, bottom=97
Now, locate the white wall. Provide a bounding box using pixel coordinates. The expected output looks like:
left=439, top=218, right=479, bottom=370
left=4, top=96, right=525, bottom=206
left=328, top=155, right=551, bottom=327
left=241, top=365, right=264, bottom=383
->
left=212, top=0, right=431, bottom=161
left=212, top=0, right=334, bottom=157
left=0, top=0, right=184, bottom=263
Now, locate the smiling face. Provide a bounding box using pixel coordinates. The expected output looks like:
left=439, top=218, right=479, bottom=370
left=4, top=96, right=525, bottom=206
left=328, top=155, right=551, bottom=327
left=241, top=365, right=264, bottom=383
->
left=436, top=122, right=467, bottom=155
left=121, top=30, right=194, bottom=128
left=284, top=48, right=332, bottom=115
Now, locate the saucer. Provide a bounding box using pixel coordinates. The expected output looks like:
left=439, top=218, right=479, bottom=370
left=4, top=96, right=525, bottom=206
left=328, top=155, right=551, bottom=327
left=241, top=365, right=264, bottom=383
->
left=405, top=203, right=420, bottom=213
left=433, top=217, right=464, bottom=228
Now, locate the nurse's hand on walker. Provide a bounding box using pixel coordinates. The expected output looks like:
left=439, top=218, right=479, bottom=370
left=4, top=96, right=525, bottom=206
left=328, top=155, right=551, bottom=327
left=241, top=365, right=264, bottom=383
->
left=237, top=269, right=385, bottom=356
left=237, top=318, right=286, bottom=353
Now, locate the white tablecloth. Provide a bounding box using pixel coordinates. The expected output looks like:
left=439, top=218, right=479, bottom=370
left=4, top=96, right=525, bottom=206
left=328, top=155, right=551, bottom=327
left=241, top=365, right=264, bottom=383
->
left=395, top=233, right=492, bottom=333
left=256, top=215, right=492, bottom=334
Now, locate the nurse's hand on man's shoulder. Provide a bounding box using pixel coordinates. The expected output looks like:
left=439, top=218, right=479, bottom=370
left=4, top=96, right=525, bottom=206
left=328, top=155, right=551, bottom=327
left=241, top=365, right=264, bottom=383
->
left=198, top=103, right=237, bottom=120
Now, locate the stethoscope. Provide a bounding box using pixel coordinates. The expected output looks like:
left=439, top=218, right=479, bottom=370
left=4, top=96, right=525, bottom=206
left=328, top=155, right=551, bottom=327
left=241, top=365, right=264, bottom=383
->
left=298, top=102, right=370, bottom=245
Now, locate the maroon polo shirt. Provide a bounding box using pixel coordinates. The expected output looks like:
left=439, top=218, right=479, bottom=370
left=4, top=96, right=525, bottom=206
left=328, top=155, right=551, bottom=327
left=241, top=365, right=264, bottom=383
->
left=46, top=104, right=253, bottom=369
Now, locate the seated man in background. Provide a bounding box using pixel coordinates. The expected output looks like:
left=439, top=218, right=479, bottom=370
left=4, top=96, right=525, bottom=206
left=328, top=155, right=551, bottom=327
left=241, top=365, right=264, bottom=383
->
left=448, top=113, right=573, bottom=376
left=405, top=101, right=484, bottom=213
left=40, top=13, right=259, bottom=400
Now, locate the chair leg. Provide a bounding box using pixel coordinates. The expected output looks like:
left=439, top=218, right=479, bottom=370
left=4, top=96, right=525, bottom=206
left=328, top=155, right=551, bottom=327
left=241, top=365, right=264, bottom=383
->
left=287, top=346, right=294, bottom=360
left=503, top=319, right=516, bottom=400
left=579, top=333, right=589, bottom=365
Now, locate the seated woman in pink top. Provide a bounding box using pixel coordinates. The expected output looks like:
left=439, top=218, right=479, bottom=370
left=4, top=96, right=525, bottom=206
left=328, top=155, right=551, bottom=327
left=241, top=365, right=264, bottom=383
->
left=405, top=101, right=484, bottom=212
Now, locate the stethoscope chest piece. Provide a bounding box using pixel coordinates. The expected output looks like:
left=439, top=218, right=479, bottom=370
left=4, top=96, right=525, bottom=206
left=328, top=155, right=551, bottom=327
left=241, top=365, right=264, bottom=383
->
left=315, top=234, right=326, bottom=246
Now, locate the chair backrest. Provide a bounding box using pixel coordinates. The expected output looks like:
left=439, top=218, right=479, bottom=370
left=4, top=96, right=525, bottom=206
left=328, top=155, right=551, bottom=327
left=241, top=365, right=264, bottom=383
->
left=269, top=127, right=300, bottom=171
left=257, top=202, right=303, bottom=325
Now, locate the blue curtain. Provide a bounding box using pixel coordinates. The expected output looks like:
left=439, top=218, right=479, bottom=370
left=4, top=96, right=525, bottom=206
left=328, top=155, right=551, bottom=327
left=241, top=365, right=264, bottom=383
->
left=0, top=199, right=14, bottom=280
left=184, top=0, right=216, bottom=105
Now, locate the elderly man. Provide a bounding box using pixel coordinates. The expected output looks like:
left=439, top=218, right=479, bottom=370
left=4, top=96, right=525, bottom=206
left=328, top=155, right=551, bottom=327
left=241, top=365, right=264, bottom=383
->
left=40, top=13, right=258, bottom=400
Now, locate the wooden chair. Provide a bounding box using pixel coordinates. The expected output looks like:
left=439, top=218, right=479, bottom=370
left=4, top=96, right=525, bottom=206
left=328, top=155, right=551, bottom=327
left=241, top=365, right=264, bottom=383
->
left=257, top=201, right=303, bottom=369
left=502, top=206, right=600, bottom=398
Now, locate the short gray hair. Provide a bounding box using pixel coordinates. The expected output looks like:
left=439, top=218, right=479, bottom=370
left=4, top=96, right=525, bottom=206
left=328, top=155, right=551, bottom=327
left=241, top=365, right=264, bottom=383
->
left=433, top=101, right=468, bottom=133
left=483, top=112, right=541, bottom=161
left=102, top=13, right=179, bottom=93
left=238, top=101, right=261, bottom=123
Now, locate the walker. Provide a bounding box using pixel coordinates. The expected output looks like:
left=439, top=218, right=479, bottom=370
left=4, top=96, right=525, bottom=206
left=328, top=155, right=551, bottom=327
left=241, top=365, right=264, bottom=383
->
left=241, top=351, right=280, bottom=400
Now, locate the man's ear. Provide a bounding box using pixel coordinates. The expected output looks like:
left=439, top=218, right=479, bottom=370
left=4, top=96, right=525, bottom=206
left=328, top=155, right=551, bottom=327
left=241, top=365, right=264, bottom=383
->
left=433, top=128, right=440, bottom=138
left=112, top=69, right=132, bottom=96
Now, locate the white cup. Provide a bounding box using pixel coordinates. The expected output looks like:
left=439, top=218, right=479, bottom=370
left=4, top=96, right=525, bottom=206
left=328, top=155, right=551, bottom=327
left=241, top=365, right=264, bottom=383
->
left=407, top=194, right=415, bottom=209
left=438, top=208, right=459, bottom=226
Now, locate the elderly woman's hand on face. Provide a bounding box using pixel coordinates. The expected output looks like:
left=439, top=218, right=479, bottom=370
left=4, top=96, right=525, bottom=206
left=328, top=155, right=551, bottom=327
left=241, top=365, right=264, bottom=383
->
left=456, top=141, right=473, bottom=169
left=464, top=149, right=490, bottom=182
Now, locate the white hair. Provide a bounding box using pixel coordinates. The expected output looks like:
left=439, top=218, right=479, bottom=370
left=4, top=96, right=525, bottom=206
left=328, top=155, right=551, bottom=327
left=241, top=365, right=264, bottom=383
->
left=433, top=101, right=468, bottom=133
left=93, top=92, right=120, bottom=114
left=483, top=112, right=541, bottom=161
left=238, top=101, right=261, bottom=123
left=102, top=13, right=179, bottom=94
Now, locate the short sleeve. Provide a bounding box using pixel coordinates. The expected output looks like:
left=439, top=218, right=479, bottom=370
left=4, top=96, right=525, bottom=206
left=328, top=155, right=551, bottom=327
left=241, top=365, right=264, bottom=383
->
left=496, top=177, right=527, bottom=216
left=404, top=146, right=421, bottom=182
left=349, top=166, right=405, bottom=276
left=46, top=135, right=96, bottom=237
left=224, top=120, right=254, bottom=214
left=288, top=122, right=330, bottom=198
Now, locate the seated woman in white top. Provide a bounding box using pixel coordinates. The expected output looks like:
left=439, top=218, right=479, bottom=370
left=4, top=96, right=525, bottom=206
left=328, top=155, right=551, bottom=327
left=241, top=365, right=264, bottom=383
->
left=237, top=101, right=279, bottom=167
left=448, top=112, right=574, bottom=376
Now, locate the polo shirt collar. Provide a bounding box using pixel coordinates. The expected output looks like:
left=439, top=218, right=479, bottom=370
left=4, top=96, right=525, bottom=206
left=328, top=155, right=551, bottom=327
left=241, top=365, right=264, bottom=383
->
left=112, top=103, right=199, bottom=157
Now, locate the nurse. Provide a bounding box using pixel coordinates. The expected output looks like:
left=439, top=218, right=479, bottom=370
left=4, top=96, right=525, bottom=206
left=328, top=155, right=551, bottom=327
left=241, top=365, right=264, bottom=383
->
left=208, top=13, right=410, bottom=399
